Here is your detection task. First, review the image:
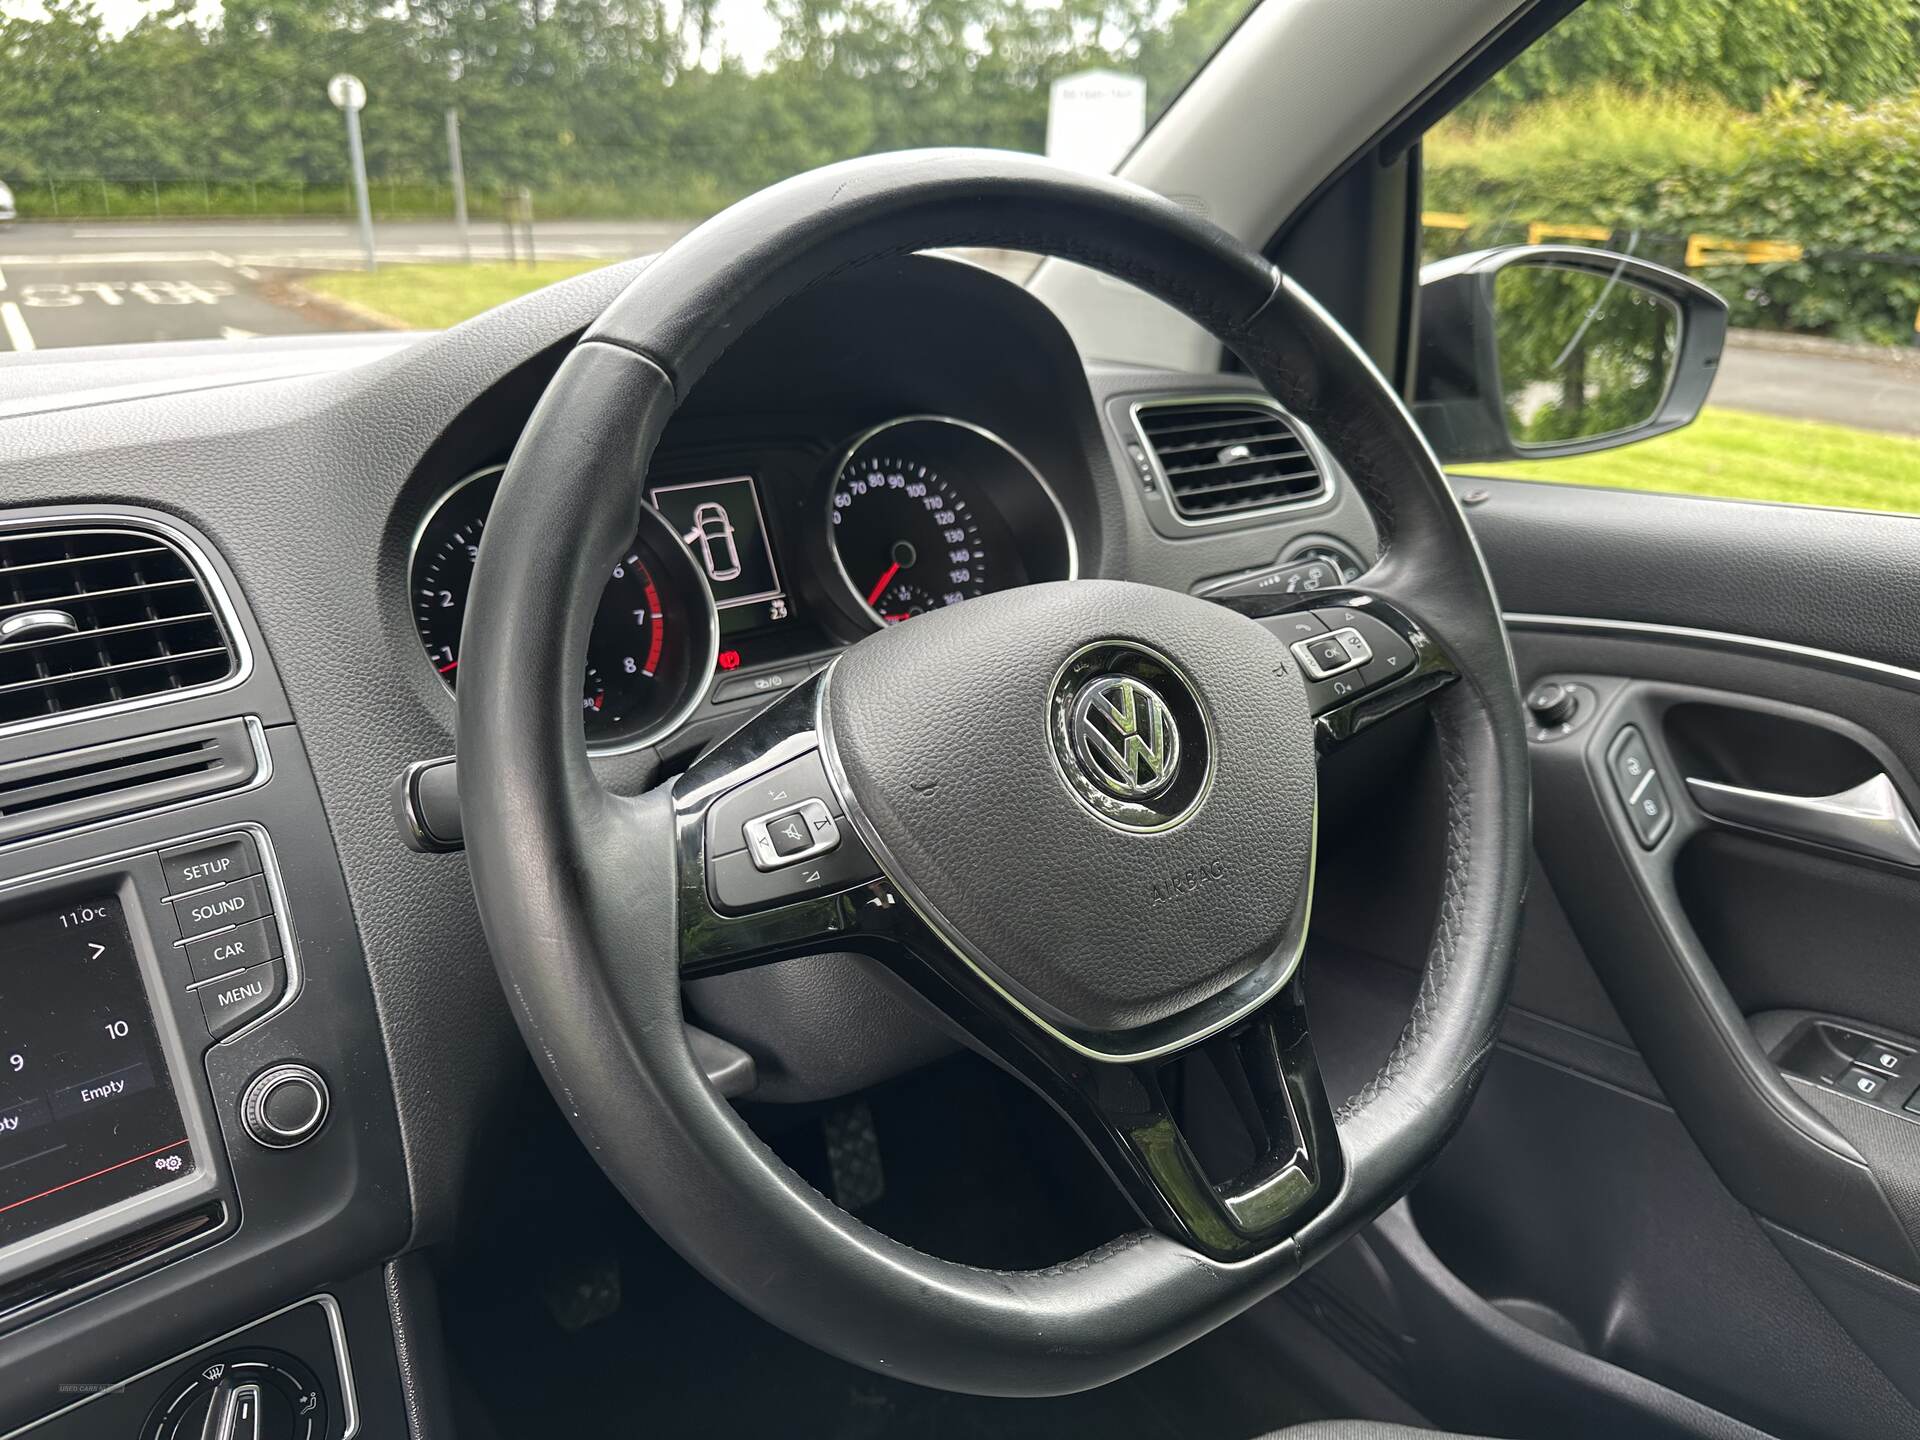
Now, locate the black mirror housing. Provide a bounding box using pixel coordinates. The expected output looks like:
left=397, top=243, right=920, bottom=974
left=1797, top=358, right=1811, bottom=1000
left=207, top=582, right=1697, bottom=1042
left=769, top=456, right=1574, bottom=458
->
left=1411, top=245, right=1728, bottom=465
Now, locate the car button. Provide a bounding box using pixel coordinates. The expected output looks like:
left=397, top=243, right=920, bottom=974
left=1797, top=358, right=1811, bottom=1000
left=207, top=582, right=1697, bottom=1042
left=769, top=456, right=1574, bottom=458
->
left=1257, top=611, right=1329, bottom=645
left=706, top=750, right=842, bottom=858
left=710, top=833, right=881, bottom=914
left=158, top=834, right=259, bottom=895
left=1293, top=634, right=1361, bottom=681
left=198, top=960, right=286, bottom=1039
left=1857, top=1041, right=1910, bottom=1077
left=711, top=663, right=816, bottom=707
left=1837, top=1066, right=1890, bottom=1102
left=1626, top=773, right=1673, bottom=847
left=182, top=917, right=283, bottom=982
left=168, top=874, right=272, bottom=940
left=1609, top=727, right=1656, bottom=802
left=1312, top=609, right=1417, bottom=686
left=1203, top=560, right=1338, bottom=601
left=745, top=798, right=841, bottom=870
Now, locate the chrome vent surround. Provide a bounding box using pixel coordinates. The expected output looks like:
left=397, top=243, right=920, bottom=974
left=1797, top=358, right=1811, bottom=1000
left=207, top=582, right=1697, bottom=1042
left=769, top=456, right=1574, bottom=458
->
left=0, top=525, right=237, bottom=729
left=1131, top=397, right=1328, bottom=522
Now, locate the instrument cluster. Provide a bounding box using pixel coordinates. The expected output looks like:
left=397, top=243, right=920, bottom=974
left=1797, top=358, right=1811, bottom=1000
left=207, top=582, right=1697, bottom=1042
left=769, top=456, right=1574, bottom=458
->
left=407, top=414, right=1076, bottom=752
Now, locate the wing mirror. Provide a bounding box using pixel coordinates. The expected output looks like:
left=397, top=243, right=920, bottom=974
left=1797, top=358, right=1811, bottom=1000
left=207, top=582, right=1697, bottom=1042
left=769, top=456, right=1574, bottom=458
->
left=1411, top=245, right=1728, bottom=465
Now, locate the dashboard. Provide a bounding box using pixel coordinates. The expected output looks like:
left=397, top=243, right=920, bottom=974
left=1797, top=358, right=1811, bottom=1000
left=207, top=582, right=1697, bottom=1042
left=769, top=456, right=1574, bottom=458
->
left=0, top=250, right=1385, bottom=1437
left=406, top=411, right=1077, bottom=754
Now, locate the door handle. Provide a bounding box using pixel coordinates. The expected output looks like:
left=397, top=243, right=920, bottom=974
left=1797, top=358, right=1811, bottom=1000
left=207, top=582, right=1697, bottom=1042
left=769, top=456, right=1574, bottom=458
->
left=1684, top=772, right=1920, bottom=866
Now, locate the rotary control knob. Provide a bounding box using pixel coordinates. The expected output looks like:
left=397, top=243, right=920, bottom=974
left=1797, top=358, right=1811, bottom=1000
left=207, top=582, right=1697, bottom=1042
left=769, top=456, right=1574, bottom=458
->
left=1526, top=681, right=1579, bottom=729
left=240, top=1064, right=329, bottom=1150
left=141, top=1348, right=326, bottom=1440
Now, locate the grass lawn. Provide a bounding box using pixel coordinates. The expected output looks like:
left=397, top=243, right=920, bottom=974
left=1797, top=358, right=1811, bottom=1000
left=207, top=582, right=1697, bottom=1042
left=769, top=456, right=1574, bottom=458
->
left=302, top=259, right=615, bottom=330
left=1460, top=407, right=1920, bottom=516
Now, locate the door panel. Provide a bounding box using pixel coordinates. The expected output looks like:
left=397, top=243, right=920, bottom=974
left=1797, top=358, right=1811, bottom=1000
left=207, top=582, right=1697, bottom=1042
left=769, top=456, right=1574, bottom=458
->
left=1300, top=477, right=1920, bottom=1439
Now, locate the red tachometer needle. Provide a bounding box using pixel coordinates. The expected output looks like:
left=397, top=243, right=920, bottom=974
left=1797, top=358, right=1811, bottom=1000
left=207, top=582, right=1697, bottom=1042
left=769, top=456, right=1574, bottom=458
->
left=438, top=659, right=459, bottom=674
left=866, top=561, right=901, bottom=607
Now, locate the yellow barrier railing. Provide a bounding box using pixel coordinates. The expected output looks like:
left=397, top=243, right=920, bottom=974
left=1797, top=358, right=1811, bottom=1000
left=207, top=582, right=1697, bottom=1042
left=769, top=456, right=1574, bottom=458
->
left=1684, top=235, right=1805, bottom=268
left=1527, top=221, right=1611, bottom=246
left=1420, top=213, right=1815, bottom=271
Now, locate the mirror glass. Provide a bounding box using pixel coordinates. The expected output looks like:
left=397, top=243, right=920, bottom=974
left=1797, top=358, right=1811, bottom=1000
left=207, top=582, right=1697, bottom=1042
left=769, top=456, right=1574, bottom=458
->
left=1493, top=262, right=1681, bottom=447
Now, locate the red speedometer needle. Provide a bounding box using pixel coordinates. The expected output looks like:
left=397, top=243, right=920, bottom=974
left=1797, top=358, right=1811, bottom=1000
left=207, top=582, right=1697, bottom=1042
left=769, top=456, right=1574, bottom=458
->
left=438, top=659, right=459, bottom=674
left=866, top=562, right=901, bottom=606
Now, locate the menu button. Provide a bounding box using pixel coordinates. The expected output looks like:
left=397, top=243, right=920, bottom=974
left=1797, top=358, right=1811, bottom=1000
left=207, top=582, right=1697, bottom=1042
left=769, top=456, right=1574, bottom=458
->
left=198, top=960, right=286, bottom=1039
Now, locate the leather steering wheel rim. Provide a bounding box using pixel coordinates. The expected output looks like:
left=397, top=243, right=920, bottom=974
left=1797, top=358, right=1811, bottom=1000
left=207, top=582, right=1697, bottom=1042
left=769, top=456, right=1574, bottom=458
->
left=458, top=149, right=1530, bottom=1397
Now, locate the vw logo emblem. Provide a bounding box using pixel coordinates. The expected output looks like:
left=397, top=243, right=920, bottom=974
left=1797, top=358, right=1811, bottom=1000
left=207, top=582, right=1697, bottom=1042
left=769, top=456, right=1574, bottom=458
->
left=1070, top=675, right=1182, bottom=800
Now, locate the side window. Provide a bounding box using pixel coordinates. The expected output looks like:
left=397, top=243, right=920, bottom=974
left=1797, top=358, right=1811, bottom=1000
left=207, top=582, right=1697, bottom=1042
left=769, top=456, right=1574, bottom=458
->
left=1418, top=0, right=1920, bottom=514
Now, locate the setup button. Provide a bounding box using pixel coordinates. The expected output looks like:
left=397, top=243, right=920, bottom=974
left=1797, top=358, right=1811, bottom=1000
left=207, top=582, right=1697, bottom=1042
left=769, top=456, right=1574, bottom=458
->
left=157, top=835, right=260, bottom=896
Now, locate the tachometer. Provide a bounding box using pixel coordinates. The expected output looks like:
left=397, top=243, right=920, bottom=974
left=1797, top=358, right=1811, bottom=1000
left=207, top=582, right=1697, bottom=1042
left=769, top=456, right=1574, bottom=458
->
left=410, top=466, right=717, bottom=750
left=825, top=417, right=1075, bottom=628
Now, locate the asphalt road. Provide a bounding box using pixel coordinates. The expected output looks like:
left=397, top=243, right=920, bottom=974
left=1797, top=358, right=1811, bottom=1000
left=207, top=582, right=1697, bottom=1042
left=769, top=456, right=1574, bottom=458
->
left=1711, top=340, right=1920, bottom=438
left=0, top=218, right=693, bottom=353
left=0, top=217, right=692, bottom=267
left=0, top=257, right=331, bottom=349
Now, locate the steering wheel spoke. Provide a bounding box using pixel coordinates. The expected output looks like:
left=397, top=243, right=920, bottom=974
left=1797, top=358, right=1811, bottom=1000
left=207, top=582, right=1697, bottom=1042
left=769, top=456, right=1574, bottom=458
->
left=674, top=675, right=896, bottom=979
left=672, top=668, right=1341, bottom=1260
left=1208, top=585, right=1459, bottom=750
left=906, top=959, right=1344, bottom=1259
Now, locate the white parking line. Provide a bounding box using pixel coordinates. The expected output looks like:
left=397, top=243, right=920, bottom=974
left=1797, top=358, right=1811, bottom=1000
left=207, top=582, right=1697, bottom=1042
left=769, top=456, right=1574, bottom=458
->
left=0, top=265, right=7, bottom=293
left=0, top=302, right=36, bottom=353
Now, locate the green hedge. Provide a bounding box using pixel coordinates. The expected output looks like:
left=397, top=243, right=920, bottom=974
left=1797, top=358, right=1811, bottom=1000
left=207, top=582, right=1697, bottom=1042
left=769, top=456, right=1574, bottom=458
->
left=1425, top=85, right=1920, bottom=345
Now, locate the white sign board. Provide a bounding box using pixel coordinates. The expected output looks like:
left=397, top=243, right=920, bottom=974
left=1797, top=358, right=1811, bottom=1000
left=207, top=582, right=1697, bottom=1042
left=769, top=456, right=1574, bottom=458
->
left=1045, top=70, right=1146, bottom=175
left=327, top=73, right=367, bottom=111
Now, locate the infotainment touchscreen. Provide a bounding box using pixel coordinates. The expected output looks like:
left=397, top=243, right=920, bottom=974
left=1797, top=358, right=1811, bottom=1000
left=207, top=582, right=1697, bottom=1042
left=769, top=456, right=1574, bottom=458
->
left=0, top=893, right=195, bottom=1251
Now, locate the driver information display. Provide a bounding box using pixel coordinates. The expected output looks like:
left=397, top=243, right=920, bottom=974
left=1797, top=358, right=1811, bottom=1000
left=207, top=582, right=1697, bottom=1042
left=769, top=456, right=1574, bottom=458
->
left=0, top=894, right=194, bottom=1250
left=648, top=475, right=788, bottom=631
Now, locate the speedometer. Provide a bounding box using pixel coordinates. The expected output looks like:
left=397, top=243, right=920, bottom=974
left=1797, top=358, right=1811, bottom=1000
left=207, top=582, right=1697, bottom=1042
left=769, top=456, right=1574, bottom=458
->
left=410, top=466, right=717, bottom=751
left=825, top=417, right=1075, bottom=628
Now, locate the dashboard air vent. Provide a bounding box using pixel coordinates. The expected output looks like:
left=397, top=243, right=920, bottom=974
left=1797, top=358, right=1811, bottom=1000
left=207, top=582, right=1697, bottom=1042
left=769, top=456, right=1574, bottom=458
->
left=0, top=526, right=235, bottom=728
left=1133, top=399, right=1326, bottom=521
left=0, top=718, right=258, bottom=847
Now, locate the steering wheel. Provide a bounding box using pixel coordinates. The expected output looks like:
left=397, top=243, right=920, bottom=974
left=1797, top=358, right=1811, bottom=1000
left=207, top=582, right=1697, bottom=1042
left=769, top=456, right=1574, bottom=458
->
left=458, top=150, right=1529, bottom=1397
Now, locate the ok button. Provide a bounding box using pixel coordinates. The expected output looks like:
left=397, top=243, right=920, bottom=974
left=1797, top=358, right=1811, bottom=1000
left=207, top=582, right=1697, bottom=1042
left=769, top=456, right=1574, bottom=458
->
left=168, top=874, right=272, bottom=941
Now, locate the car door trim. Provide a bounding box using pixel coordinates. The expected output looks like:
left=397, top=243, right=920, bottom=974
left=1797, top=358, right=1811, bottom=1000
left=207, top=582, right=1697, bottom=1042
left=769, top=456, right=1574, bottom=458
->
left=1505, top=613, right=1920, bottom=693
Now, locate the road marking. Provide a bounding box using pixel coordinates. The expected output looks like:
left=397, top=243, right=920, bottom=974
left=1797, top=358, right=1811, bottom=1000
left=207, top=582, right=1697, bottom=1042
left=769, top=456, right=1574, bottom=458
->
left=0, top=265, right=7, bottom=293
left=0, top=302, right=36, bottom=353
left=71, top=225, right=347, bottom=239
left=0, top=250, right=234, bottom=266
left=219, top=326, right=258, bottom=341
